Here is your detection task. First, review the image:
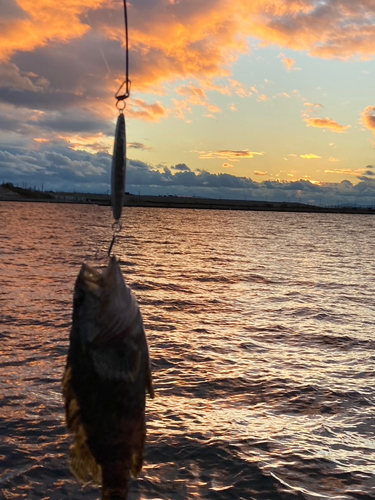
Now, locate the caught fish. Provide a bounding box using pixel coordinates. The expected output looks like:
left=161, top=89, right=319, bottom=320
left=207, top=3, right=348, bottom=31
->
left=111, top=113, right=126, bottom=222
left=62, top=256, right=154, bottom=499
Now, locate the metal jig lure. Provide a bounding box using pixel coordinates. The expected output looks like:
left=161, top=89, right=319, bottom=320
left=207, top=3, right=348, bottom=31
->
left=111, top=111, right=126, bottom=222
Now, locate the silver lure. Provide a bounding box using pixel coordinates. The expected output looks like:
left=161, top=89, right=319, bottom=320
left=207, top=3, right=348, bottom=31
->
left=111, top=113, right=126, bottom=221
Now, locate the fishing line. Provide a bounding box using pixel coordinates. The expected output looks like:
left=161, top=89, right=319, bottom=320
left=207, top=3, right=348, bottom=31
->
left=108, top=0, right=131, bottom=256
left=115, top=0, right=131, bottom=102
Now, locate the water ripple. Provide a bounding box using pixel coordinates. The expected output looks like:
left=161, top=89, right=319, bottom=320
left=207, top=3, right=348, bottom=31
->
left=1, top=203, right=375, bottom=499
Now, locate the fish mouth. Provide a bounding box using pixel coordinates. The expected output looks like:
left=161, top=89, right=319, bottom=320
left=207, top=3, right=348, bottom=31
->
left=77, top=257, right=123, bottom=295
left=77, top=264, right=103, bottom=295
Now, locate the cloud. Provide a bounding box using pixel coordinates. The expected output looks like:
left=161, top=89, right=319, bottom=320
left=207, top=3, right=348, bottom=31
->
left=329, top=157, right=339, bottom=162
left=273, top=92, right=290, bottom=99
left=173, top=82, right=222, bottom=119
left=2, top=0, right=375, bottom=99
left=58, top=132, right=113, bottom=154
left=361, top=105, right=375, bottom=136
left=3, top=142, right=375, bottom=205
left=0, top=62, right=49, bottom=92
left=199, top=150, right=265, bottom=161
left=1, top=1, right=374, bottom=138
left=33, top=138, right=49, bottom=144
left=300, top=154, right=321, bottom=159
left=305, top=117, right=351, bottom=133
left=325, top=168, right=375, bottom=177
left=0, top=1, right=97, bottom=61
left=254, top=171, right=268, bottom=176
left=128, top=142, right=152, bottom=151
left=171, top=163, right=191, bottom=171
left=304, top=102, right=323, bottom=108
left=0, top=0, right=30, bottom=21
left=222, top=163, right=234, bottom=168
left=172, top=98, right=192, bottom=121
left=176, top=84, right=206, bottom=99
left=0, top=143, right=111, bottom=190
left=281, top=54, right=296, bottom=72
left=250, top=1, right=375, bottom=61
left=126, top=98, right=168, bottom=122
left=229, top=79, right=253, bottom=98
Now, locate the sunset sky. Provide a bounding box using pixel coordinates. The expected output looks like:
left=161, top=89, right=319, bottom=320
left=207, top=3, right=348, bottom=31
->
left=1, top=0, right=375, bottom=205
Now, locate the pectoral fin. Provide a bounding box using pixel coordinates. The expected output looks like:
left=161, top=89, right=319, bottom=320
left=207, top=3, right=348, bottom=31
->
left=62, top=362, right=101, bottom=485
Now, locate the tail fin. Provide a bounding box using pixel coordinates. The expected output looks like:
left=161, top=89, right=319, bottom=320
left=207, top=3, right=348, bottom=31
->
left=102, top=464, right=130, bottom=500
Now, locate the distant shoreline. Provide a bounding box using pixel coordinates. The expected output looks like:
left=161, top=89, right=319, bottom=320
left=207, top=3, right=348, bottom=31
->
left=1, top=187, right=375, bottom=215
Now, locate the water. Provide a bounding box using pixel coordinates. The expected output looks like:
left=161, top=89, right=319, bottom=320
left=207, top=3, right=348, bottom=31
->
left=1, top=202, right=375, bottom=500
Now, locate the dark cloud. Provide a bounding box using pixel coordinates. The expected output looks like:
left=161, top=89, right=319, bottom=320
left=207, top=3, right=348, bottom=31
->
left=0, top=101, right=114, bottom=151
left=0, top=144, right=111, bottom=190
left=13, top=33, right=111, bottom=93
left=0, top=87, right=83, bottom=110
left=0, top=0, right=29, bottom=21
left=8, top=32, right=122, bottom=111
left=171, top=163, right=191, bottom=171
left=2, top=144, right=375, bottom=206
left=36, top=110, right=114, bottom=135
left=0, top=113, right=22, bottom=132
left=128, top=142, right=152, bottom=150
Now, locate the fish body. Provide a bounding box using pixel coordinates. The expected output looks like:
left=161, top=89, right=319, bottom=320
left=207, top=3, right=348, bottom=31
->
left=63, top=257, right=153, bottom=499
left=111, top=113, right=126, bottom=221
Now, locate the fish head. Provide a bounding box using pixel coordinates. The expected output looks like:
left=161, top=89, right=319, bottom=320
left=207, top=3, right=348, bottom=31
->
left=72, top=256, right=140, bottom=347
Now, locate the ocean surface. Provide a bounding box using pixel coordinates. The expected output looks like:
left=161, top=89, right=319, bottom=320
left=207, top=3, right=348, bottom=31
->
left=1, top=202, right=375, bottom=500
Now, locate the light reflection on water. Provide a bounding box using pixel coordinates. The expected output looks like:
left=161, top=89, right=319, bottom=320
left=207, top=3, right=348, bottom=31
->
left=1, top=202, right=375, bottom=499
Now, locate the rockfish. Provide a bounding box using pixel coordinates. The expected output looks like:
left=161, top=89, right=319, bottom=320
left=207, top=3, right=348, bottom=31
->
left=62, top=257, right=154, bottom=499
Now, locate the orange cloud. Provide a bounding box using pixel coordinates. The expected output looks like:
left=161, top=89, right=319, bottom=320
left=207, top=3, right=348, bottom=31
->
left=3, top=0, right=375, bottom=96
left=176, top=84, right=206, bottom=99
left=172, top=91, right=221, bottom=120
left=329, top=157, right=339, bottom=162
left=304, top=102, right=323, bottom=108
left=325, top=168, right=374, bottom=176
left=229, top=79, right=253, bottom=98
left=58, top=132, right=113, bottom=154
left=300, top=154, right=321, bottom=159
left=200, top=150, right=264, bottom=161
left=33, top=138, right=49, bottom=143
left=222, top=163, right=234, bottom=168
left=0, top=1, right=105, bottom=62
left=172, top=99, right=192, bottom=121
left=361, top=105, right=375, bottom=136
left=305, top=117, right=351, bottom=133
left=281, top=54, right=296, bottom=71
left=127, top=98, right=168, bottom=122
left=254, top=171, right=268, bottom=176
